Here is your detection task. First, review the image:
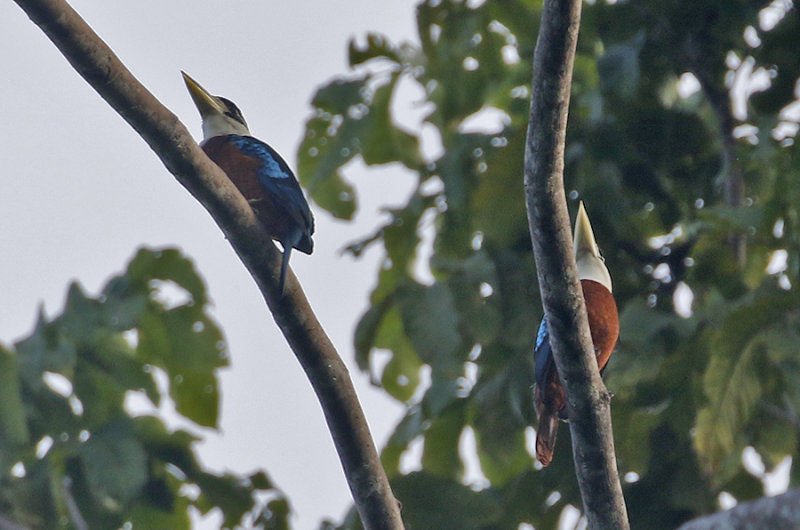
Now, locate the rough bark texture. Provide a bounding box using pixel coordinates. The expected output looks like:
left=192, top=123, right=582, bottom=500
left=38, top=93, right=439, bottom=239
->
left=12, top=1, right=404, bottom=528
left=523, top=0, right=630, bottom=528
left=677, top=488, right=800, bottom=530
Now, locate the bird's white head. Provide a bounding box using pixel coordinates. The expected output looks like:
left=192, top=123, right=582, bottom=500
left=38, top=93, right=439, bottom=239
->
left=182, top=71, right=251, bottom=140
left=573, top=201, right=612, bottom=292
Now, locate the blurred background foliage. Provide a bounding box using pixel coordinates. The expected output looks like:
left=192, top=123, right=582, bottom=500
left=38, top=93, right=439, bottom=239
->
left=4, top=0, right=800, bottom=529
left=0, top=248, right=289, bottom=529
left=299, top=0, right=800, bottom=528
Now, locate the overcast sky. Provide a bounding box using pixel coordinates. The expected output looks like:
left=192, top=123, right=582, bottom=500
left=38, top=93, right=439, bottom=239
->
left=2, top=1, right=421, bottom=527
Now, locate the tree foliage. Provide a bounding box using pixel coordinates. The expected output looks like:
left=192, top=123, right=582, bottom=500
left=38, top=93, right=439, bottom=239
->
left=0, top=248, right=288, bottom=529
left=299, top=0, right=800, bottom=527
left=7, top=0, right=800, bottom=528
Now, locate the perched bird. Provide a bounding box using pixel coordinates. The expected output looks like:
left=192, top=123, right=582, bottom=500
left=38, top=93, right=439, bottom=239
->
left=182, top=72, right=314, bottom=293
left=533, top=202, right=619, bottom=467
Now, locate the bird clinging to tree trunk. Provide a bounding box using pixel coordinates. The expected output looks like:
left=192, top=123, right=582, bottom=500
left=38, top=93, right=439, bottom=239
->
left=534, top=201, right=619, bottom=466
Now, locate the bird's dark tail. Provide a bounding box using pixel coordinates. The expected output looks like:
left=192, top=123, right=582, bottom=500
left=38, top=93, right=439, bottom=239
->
left=279, top=245, right=293, bottom=295
left=536, top=409, right=559, bottom=467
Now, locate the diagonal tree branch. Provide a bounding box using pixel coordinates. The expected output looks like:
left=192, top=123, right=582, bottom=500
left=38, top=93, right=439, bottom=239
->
left=523, top=0, right=629, bottom=528
left=12, top=0, right=403, bottom=528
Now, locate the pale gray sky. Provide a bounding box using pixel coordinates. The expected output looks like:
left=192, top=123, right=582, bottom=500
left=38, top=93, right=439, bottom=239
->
left=1, top=1, right=420, bottom=527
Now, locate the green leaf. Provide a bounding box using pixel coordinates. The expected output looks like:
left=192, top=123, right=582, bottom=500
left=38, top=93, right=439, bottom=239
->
left=469, top=129, right=529, bottom=248
left=298, top=77, right=369, bottom=220
left=610, top=395, right=663, bottom=475
left=422, top=404, right=465, bottom=478
left=15, top=311, right=78, bottom=389
left=349, top=33, right=402, bottom=67
left=298, top=70, right=423, bottom=221
left=391, top=472, right=503, bottom=529
left=354, top=297, right=392, bottom=372
left=694, top=288, right=800, bottom=479
left=1, top=247, right=277, bottom=529
left=306, top=165, right=356, bottom=220
left=138, top=306, right=225, bottom=428
left=598, top=31, right=645, bottom=100
left=421, top=376, right=461, bottom=418
left=396, top=282, right=463, bottom=378
left=4, top=459, right=60, bottom=529
left=723, top=467, right=763, bottom=503
left=262, top=497, right=291, bottom=530
left=0, top=346, right=29, bottom=448
left=381, top=406, right=425, bottom=477
left=381, top=346, right=422, bottom=402
left=193, top=473, right=259, bottom=527
left=360, top=77, right=421, bottom=169
left=128, top=496, right=191, bottom=530
left=79, top=418, right=148, bottom=507
left=383, top=194, right=430, bottom=274
left=126, top=247, right=208, bottom=306
left=134, top=415, right=201, bottom=470
left=310, top=77, right=368, bottom=110
left=373, top=306, right=422, bottom=401
left=471, top=360, right=533, bottom=485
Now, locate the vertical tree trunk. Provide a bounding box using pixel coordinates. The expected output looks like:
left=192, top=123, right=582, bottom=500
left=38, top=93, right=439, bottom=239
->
left=523, top=0, right=629, bottom=527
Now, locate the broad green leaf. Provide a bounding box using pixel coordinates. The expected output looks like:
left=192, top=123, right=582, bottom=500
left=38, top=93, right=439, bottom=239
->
left=0, top=346, right=29, bottom=448
left=471, top=360, right=533, bottom=485
left=391, top=472, right=503, bottom=529
left=373, top=305, right=422, bottom=401
left=381, top=406, right=425, bottom=476
left=469, top=129, right=529, bottom=248
left=598, top=31, right=645, bottom=101
left=262, top=497, right=291, bottom=530
left=15, top=311, right=78, bottom=389
left=694, top=288, right=800, bottom=479
left=79, top=418, right=148, bottom=507
left=354, top=297, right=392, bottom=372
left=305, top=166, right=356, bottom=220
left=396, top=281, right=463, bottom=378
left=724, top=468, right=764, bottom=503
left=310, top=77, right=368, bottom=111
left=383, top=194, right=430, bottom=275
left=360, top=77, right=421, bottom=169
left=381, top=347, right=422, bottom=402
left=610, top=395, right=663, bottom=475
left=4, top=459, right=60, bottom=529
left=297, top=77, right=369, bottom=220
left=134, top=415, right=201, bottom=470
left=420, top=375, right=461, bottom=418
left=128, top=494, right=191, bottom=530
left=348, top=33, right=402, bottom=67
left=421, top=404, right=465, bottom=478
left=126, top=247, right=208, bottom=306
left=138, top=306, right=224, bottom=428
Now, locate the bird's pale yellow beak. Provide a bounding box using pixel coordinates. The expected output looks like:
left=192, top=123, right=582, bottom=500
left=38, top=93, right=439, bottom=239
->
left=574, top=201, right=601, bottom=260
left=182, top=71, right=226, bottom=118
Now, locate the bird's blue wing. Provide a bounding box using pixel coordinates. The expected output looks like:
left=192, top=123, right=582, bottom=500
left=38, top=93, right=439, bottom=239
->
left=231, top=135, right=293, bottom=180
left=534, top=316, right=553, bottom=391
left=230, top=135, right=314, bottom=236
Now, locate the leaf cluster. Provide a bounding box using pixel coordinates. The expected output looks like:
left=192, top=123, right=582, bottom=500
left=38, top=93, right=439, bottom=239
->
left=299, top=0, right=800, bottom=528
left=0, top=248, right=288, bottom=529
